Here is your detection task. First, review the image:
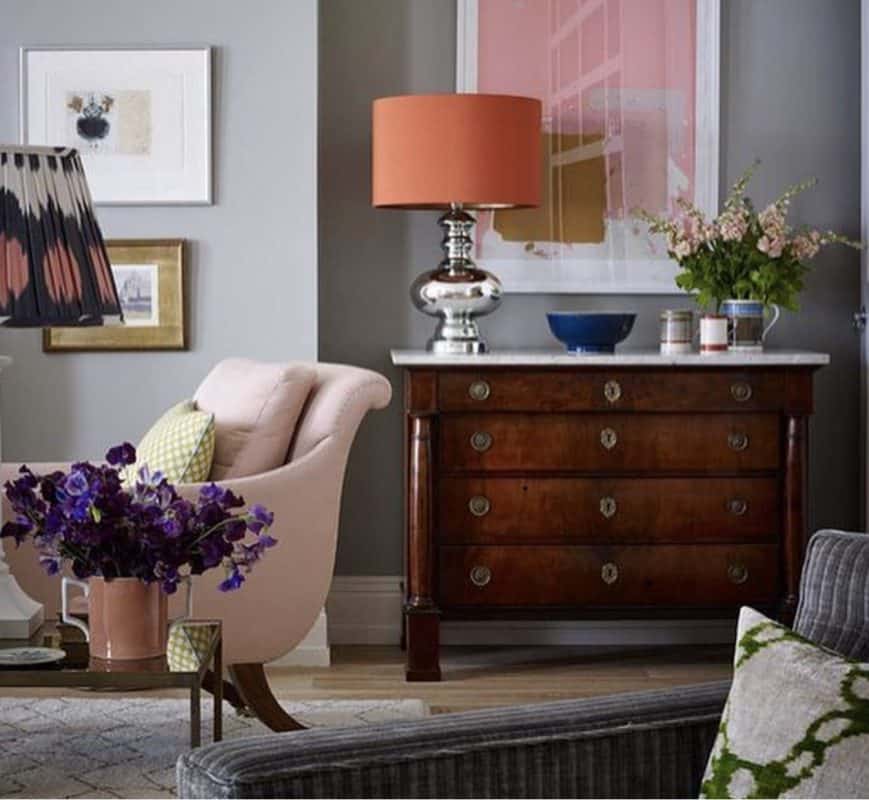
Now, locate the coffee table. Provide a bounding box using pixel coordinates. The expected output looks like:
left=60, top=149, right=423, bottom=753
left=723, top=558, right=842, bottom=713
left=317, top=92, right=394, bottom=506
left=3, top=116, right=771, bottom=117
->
left=0, top=619, right=222, bottom=747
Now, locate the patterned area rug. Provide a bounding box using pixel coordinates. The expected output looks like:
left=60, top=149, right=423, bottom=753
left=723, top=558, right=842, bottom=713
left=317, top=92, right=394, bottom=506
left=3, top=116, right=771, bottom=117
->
left=0, top=697, right=429, bottom=798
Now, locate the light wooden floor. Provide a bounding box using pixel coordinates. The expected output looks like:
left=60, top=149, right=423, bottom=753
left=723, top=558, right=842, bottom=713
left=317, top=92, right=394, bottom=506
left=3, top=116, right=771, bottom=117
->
left=1, top=645, right=733, bottom=713
left=267, top=644, right=733, bottom=714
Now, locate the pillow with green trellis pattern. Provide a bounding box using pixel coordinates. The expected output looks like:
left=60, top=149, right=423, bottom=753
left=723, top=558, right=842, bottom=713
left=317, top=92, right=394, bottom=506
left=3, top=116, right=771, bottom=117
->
left=701, top=606, right=869, bottom=799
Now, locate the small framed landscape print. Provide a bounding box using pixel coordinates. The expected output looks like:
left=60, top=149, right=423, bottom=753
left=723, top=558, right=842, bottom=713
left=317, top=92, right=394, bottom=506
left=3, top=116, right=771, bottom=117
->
left=113, top=262, right=160, bottom=327
left=21, top=47, right=211, bottom=205
left=44, top=240, right=187, bottom=352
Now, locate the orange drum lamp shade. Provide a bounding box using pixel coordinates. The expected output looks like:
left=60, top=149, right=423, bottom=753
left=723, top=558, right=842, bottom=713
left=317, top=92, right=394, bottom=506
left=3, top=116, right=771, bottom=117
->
left=372, top=94, right=541, bottom=209
left=371, top=94, right=541, bottom=354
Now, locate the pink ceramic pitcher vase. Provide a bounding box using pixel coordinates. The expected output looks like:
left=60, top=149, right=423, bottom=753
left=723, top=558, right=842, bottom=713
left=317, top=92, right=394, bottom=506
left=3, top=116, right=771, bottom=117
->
left=62, top=576, right=191, bottom=660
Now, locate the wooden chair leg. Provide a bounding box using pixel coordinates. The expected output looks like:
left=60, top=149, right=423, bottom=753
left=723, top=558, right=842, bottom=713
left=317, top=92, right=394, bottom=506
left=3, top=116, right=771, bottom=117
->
left=203, top=669, right=247, bottom=712
left=228, top=662, right=307, bottom=732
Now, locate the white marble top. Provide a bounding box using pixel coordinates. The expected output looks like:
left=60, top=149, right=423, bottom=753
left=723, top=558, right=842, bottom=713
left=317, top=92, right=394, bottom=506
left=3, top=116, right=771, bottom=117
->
left=391, top=348, right=830, bottom=367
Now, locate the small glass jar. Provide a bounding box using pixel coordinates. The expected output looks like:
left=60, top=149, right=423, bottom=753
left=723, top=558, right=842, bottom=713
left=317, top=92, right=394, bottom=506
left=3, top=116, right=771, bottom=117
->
left=660, top=309, right=693, bottom=354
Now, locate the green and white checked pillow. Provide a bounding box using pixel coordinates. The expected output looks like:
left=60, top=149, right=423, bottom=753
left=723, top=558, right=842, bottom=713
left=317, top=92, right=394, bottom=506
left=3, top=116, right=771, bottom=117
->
left=701, top=606, right=869, bottom=799
left=126, top=400, right=215, bottom=485
left=167, top=622, right=220, bottom=672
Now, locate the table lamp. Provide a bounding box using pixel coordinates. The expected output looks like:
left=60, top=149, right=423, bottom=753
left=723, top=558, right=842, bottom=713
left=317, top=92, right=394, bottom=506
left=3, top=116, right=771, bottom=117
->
left=372, top=94, right=541, bottom=354
left=0, top=145, right=123, bottom=637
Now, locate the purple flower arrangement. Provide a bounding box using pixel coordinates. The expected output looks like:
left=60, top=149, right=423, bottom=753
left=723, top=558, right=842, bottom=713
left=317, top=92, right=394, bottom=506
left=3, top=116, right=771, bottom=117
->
left=0, top=443, right=276, bottom=593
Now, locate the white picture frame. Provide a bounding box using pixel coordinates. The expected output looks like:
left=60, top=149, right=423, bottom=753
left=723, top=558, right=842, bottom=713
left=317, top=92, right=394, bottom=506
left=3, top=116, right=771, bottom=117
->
left=456, top=0, right=720, bottom=294
left=20, top=46, right=212, bottom=206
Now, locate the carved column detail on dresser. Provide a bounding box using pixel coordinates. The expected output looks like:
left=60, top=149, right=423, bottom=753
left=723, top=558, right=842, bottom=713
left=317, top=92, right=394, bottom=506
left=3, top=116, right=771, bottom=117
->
left=404, top=370, right=441, bottom=681
left=394, top=350, right=829, bottom=682
left=783, top=415, right=808, bottom=623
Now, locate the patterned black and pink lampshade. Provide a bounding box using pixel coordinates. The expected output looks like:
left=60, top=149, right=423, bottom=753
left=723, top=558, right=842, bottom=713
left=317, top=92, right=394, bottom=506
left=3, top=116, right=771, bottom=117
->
left=0, top=146, right=122, bottom=326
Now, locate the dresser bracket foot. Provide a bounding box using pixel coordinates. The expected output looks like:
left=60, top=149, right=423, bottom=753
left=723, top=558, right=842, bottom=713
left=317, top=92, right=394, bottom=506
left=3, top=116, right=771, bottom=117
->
left=405, top=605, right=441, bottom=682
left=406, top=668, right=442, bottom=682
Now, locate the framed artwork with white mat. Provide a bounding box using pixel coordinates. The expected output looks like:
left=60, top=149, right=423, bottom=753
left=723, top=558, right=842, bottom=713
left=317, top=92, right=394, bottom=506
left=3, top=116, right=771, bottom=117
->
left=20, top=46, right=212, bottom=205
left=456, top=0, right=720, bottom=294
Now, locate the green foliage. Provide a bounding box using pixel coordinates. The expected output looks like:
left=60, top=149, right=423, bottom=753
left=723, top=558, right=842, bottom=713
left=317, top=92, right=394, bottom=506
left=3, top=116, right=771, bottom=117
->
left=673, top=223, right=810, bottom=311
left=636, top=163, right=861, bottom=311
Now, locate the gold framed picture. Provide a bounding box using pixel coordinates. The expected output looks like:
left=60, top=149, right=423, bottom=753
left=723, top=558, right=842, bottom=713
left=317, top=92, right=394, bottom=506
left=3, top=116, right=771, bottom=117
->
left=43, top=239, right=186, bottom=351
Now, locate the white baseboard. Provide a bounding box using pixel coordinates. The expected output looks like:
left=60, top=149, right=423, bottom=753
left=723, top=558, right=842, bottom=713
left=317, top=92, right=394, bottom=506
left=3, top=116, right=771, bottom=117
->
left=327, top=575, right=736, bottom=646
left=269, top=577, right=737, bottom=658
left=268, top=608, right=331, bottom=667
left=327, top=576, right=402, bottom=645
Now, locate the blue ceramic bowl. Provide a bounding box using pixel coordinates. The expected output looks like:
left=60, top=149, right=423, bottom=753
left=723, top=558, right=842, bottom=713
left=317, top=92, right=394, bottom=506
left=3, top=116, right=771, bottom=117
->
left=546, top=312, right=637, bottom=354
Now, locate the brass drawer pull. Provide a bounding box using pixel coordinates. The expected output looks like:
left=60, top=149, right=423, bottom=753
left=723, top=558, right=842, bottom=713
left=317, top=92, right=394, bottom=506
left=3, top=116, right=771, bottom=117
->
left=470, top=565, right=492, bottom=587
left=600, top=496, right=617, bottom=519
left=468, top=495, right=491, bottom=517
left=600, top=427, right=618, bottom=450
left=601, top=562, right=619, bottom=585
left=604, top=380, right=622, bottom=404
left=727, top=498, right=748, bottom=516
left=470, top=431, right=493, bottom=453
left=468, top=380, right=491, bottom=401
left=731, top=382, right=753, bottom=402
left=727, top=563, right=749, bottom=585
left=728, top=431, right=749, bottom=452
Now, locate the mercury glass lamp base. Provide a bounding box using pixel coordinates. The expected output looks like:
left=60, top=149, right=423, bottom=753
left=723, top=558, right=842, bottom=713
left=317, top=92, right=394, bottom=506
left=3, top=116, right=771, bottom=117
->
left=411, top=206, right=502, bottom=357
left=428, top=336, right=488, bottom=355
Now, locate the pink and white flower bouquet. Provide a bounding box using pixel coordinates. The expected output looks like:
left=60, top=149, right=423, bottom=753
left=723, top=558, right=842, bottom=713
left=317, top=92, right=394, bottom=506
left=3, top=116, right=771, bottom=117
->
left=637, top=163, right=860, bottom=310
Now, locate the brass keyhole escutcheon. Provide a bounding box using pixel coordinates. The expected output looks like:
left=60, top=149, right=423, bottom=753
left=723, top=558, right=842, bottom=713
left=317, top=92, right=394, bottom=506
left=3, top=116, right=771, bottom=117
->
left=600, top=427, right=618, bottom=450
left=600, top=496, right=617, bottom=519
left=601, top=562, right=619, bottom=585
left=728, top=431, right=749, bottom=452
left=470, top=431, right=493, bottom=453
left=727, top=498, right=748, bottom=516
left=468, top=380, right=491, bottom=401
left=731, top=382, right=753, bottom=403
left=728, top=563, right=749, bottom=585
left=604, top=380, right=622, bottom=404
left=470, top=565, right=492, bottom=587
left=468, top=495, right=491, bottom=517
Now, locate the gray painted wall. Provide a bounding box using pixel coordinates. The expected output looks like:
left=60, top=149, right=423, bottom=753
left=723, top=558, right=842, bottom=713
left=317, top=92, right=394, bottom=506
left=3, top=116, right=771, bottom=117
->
left=0, top=0, right=318, bottom=461
left=321, top=0, right=862, bottom=576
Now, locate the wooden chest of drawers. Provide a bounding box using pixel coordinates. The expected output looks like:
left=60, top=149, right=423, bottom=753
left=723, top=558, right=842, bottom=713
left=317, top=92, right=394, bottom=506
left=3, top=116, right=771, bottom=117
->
left=392, top=350, right=828, bottom=681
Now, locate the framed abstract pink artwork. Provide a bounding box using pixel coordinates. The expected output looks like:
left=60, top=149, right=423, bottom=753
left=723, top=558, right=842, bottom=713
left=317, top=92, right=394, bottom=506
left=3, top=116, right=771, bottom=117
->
left=457, top=0, right=720, bottom=293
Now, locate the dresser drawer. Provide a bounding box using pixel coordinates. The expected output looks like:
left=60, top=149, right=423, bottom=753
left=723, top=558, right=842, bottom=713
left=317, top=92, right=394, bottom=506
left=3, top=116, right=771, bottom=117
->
left=439, top=544, right=780, bottom=607
left=439, top=477, right=779, bottom=544
left=439, top=370, right=785, bottom=412
left=439, top=413, right=780, bottom=473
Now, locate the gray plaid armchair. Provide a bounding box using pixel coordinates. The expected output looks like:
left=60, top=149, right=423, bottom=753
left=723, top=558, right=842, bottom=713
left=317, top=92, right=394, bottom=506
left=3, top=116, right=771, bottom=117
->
left=177, top=530, right=869, bottom=799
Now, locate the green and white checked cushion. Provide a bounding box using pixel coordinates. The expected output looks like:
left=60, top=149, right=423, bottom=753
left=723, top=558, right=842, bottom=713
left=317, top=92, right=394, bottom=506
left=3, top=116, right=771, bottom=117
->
left=167, top=622, right=219, bottom=672
left=126, top=400, right=215, bottom=485
left=701, top=606, right=869, bottom=799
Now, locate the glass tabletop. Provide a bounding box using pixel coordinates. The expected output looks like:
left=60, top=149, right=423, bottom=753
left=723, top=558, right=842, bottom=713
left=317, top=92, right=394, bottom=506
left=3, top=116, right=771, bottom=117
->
left=0, top=619, right=221, bottom=683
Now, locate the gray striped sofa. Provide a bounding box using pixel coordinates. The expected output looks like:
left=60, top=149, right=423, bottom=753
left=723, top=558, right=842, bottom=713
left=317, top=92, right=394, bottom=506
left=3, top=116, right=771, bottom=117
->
left=177, top=530, right=869, bottom=798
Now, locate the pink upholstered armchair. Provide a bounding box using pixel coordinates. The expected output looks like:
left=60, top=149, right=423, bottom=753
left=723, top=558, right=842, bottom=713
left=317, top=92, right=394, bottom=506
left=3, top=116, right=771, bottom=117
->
left=2, top=360, right=391, bottom=730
